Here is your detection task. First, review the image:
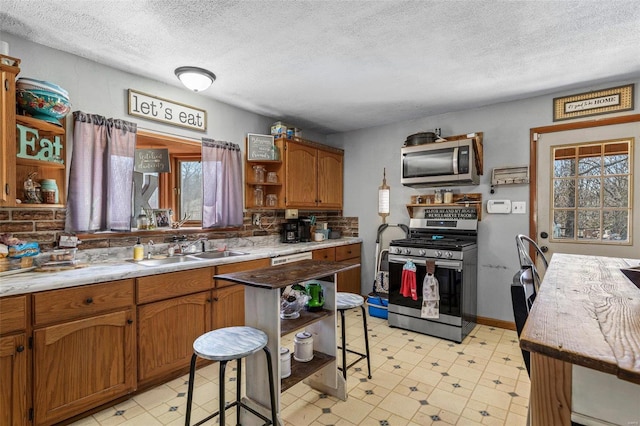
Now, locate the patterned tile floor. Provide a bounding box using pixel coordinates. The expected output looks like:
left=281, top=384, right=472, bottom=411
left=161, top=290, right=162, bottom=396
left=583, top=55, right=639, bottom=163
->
left=71, top=309, right=529, bottom=426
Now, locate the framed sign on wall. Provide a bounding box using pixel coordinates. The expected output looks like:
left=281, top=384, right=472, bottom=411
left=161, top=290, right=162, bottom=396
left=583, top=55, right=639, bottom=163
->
left=128, top=89, right=207, bottom=131
left=553, top=84, right=634, bottom=121
left=246, top=133, right=275, bottom=160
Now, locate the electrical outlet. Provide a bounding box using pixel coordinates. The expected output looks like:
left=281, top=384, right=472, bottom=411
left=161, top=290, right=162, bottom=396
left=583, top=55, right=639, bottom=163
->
left=512, top=201, right=527, bottom=214
left=252, top=213, right=261, bottom=226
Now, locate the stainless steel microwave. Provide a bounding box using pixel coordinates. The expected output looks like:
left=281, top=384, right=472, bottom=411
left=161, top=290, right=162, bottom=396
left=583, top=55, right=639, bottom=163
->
left=401, top=138, right=479, bottom=187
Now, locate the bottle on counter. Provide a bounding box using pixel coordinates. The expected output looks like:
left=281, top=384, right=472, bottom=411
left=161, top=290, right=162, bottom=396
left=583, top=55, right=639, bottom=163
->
left=133, top=237, right=144, bottom=261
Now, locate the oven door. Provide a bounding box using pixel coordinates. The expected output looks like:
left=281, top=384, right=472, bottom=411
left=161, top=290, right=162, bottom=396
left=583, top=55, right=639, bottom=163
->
left=388, top=254, right=463, bottom=318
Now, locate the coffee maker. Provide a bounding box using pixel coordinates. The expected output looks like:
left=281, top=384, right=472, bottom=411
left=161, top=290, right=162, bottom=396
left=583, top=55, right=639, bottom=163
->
left=281, top=220, right=299, bottom=243
left=297, top=217, right=312, bottom=242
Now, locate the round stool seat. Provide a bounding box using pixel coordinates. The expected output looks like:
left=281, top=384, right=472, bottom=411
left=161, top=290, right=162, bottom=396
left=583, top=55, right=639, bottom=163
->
left=337, top=292, right=365, bottom=310
left=193, top=326, right=267, bottom=361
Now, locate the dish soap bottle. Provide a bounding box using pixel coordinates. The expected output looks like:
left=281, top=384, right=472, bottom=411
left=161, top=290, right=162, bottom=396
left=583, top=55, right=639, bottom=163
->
left=133, top=237, right=144, bottom=261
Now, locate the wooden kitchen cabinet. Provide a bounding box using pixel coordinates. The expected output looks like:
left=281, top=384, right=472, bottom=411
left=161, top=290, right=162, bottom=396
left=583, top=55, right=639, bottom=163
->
left=0, top=54, right=68, bottom=208
left=284, top=139, right=343, bottom=210
left=335, top=243, right=362, bottom=294
left=32, top=279, right=135, bottom=426
left=312, top=247, right=336, bottom=261
left=0, top=55, right=20, bottom=206
left=245, top=138, right=284, bottom=210
left=214, top=258, right=270, bottom=328
left=0, top=295, right=29, bottom=426
left=137, top=291, right=212, bottom=387
left=136, top=267, right=213, bottom=387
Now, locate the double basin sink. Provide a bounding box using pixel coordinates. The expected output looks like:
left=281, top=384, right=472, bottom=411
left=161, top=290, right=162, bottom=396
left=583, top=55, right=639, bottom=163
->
left=133, top=250, right=248, bottom=267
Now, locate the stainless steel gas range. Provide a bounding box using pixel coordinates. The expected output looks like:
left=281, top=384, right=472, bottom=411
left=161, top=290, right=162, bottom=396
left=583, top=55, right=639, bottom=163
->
left=387, top=209, right=478, bottom=343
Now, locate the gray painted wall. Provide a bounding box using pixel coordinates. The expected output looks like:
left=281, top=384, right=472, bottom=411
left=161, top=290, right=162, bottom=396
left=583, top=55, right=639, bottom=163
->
left=328, top=79, right=640, bottom=322
left=5, top=34, right=326, bottom=151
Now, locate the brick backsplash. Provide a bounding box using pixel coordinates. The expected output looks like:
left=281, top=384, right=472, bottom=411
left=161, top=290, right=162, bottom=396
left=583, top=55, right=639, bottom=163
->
left=0, top=207, right=358, bottom=250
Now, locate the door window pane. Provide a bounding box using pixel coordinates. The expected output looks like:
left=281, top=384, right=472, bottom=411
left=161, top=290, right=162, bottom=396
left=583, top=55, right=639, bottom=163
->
left=551, top=140, right=631, bottom=244
left=553, top=179, right=575, bottom=208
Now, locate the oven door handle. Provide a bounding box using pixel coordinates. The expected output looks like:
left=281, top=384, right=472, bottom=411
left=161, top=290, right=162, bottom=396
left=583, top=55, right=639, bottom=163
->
left=389, top=256, right=462, bottom=270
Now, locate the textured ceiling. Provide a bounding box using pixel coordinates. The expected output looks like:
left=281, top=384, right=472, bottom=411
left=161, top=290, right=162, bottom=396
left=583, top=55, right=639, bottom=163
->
left=2, top=1, right=640, bottom=134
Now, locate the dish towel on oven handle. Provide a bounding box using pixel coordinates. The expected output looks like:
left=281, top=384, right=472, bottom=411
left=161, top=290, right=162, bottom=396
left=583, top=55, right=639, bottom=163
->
left=421, top=260, right=440, bottom=318
left=401, top=260, right=418, bottom=300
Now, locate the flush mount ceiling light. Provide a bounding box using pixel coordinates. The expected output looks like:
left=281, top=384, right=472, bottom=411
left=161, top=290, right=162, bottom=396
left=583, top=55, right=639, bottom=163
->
left=174, top=66, right=216, bottom=92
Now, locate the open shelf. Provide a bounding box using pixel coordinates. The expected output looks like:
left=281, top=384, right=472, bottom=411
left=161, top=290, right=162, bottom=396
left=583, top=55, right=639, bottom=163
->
left=16, top=157, right=65, bottom=169
left=16, top=115, right=65, bottom=136
left=281, top=351, right=335, bottom=392
left=281, top=309, right=332, bottom=336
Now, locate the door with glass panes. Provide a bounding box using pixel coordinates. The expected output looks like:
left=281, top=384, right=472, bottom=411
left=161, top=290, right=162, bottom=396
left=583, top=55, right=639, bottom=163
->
left=535, top=119, right=640, bottom=259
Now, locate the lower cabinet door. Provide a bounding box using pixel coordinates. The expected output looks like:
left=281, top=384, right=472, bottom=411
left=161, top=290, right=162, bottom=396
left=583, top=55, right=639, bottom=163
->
left=33, top=309, right=136, bottom=426
left=337, top=259, right=362, bottom=294
left=137, top=292, right=212, bottom=386
left=0, top=333, right=28, bottom=426
left=213, top=285, right=245, bottom=329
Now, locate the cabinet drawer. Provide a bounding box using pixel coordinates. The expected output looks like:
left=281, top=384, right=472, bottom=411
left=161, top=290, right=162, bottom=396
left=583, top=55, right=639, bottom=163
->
left=312, top=247, right=335, bottom=261
left=33, top=279, right=134, bottom=326
left=137, top=267, right=213, bottom=304
left=0, top=295, right=28, bottom=334
left=216, top=258, right=270, bottom=288
left=335, top=243, right=361, bottom=261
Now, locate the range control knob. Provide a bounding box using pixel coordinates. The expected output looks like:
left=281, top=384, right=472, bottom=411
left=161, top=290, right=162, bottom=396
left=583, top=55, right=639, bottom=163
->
left=403, top=248, right=412, bottom=255
left=391, top=247, right=400, bottom=254
left=444, top=251, right=454, bottom=259
left=434, top=250, right=443, bottom=258
left=418, top=249, right=427, bottom=256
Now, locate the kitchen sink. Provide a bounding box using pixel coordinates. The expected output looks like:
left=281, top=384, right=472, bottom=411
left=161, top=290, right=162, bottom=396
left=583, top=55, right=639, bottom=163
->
left=189, top=250, right=249, bottom=259
left=131, top=255, right=205, bottom=267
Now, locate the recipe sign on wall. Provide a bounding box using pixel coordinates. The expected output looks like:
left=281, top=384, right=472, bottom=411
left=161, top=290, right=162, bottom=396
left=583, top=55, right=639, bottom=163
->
left=128, top=89, right=207, bottom=131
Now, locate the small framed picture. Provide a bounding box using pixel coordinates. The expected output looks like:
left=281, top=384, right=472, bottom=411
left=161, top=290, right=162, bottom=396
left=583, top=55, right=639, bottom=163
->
left=152, top=209, right=172, bottom=228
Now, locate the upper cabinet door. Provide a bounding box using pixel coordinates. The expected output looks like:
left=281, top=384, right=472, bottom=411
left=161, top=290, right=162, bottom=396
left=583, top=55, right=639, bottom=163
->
left=285, top=141, right=318, bottom=207
left=317, top=149, right=343, bottom=209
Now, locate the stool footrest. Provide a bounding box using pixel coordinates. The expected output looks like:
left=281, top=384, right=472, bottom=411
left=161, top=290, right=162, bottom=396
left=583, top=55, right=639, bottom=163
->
left=191, top=401, right=273, bottom=426
left=337, top=346, right=368, bottom=372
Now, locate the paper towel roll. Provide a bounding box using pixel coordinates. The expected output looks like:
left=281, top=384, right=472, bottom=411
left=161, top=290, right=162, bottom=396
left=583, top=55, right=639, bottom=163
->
left=0, top=41, right=8, bottom=56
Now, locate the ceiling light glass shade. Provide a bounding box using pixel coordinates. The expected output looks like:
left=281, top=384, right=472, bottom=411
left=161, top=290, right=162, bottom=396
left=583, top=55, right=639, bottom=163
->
left=174, top=66, right=216, bottom=92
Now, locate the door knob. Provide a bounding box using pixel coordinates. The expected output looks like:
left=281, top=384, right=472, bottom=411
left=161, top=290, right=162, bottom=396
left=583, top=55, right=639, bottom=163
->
left=540, top=232, right=548, bottom=239
left=540, top=246, right=549, bottom=253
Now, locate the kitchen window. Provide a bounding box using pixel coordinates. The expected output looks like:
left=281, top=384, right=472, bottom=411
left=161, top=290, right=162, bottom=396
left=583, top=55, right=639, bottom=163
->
left=551, top=139, right=632, bottom=243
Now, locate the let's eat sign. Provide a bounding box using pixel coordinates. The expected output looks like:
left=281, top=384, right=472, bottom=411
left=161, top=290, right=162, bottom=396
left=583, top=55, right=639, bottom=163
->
left=128, top=89, right=207, bottom=132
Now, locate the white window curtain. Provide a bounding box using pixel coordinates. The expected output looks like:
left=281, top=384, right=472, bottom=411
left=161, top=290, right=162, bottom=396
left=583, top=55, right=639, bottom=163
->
left=65, top=112, right=137, bottom=232
left=202, top=138, right=243, bottom=228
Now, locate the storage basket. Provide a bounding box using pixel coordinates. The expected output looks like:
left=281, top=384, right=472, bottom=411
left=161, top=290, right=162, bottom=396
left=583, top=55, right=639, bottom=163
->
left=367, top=293, right=389, bottom=319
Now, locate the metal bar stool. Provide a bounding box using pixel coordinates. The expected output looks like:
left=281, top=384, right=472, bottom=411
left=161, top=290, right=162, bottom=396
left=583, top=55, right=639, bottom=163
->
left=336, top=292, right=372, bottom=379
left=184, top=326, right=278, bottom=426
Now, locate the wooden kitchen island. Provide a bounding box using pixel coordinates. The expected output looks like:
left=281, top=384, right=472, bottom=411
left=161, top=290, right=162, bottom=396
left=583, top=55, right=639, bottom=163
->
left=520, top=253, right=640, bottom=426
left=215, top=259, right=359, bottom=426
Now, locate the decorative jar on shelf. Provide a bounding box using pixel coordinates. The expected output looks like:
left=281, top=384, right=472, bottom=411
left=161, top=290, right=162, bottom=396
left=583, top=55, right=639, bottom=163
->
left=254, top=185, right=264, bottom=207
left=253, top=165, right=266, bottom=183
left=40, top=179, right=58, bottom=204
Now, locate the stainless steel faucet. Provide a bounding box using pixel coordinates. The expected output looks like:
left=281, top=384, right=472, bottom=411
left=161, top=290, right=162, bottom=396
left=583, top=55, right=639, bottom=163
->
left=179, top=237, right=208, bottom=254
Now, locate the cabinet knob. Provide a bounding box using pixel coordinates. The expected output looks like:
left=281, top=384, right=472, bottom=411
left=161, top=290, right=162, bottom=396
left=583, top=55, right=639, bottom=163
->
left=16, top=345, right=25, bottom=353
left=127, top=319, right=133, bottom=325
left=206, top=298, right=212, bottom=303
left=213, top=297, right=219, bottom=302
left=85, top=297, right=93, bottom=304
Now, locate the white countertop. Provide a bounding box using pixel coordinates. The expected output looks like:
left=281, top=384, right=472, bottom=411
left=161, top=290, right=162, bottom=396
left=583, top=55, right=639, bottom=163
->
left=0, top=237, right=362, bottom=297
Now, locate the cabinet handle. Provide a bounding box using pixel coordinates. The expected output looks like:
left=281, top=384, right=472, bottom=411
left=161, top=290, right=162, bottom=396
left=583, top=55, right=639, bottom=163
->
left=213, top=297, right=219, bottom=302
left=4, top=79, right=8, bottom=91
left=4, top=183, right=9, bottom=196
left=16, top=345, right=25, bottom=353
left=127, top=319, right=133, bottom=325
left=206, top=298, right=212, bottom=303
left=85, top=297, right=93, bottom=304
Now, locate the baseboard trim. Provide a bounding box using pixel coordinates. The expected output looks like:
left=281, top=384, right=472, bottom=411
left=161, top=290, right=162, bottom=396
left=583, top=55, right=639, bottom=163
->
left=476, top=316, right=516, bottom=331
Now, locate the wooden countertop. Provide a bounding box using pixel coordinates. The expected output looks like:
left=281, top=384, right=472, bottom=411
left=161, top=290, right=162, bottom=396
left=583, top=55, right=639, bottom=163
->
left=214, top=259, right=358, bottom=289
left=520, top=253, right=640, bottom=384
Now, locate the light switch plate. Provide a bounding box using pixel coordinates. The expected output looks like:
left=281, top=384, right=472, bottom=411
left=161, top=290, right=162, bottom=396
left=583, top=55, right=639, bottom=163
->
left=512, top=201, right=527, bottom=214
